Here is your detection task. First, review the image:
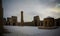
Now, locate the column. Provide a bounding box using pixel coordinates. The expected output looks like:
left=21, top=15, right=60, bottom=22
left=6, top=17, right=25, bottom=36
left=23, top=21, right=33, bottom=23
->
left=0, top=0, right=3, bottom=36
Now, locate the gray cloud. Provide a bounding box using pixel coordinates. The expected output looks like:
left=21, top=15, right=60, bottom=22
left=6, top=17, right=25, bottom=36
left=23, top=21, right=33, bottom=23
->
left=51, top=12, right=60, bottom=18
left=39, top=0, right=60, bottom=7
left=3, top=0, right=60, bottom=22
left=55, top=0, right=60, bottom=4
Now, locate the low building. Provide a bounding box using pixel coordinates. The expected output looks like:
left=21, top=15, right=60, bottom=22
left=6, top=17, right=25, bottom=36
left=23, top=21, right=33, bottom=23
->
left=6, top=17, right=12, bottom=25
left=22, top=22, right=34, bottom=26
left=3, top=18, right=6, bottom=25
left=40, top=21, right=43, bottom=26
left=55, top=18, right=60, bottom=26
left=43, top=17, right=55, bottom=27
left=6, top=16, right=17, bottom=26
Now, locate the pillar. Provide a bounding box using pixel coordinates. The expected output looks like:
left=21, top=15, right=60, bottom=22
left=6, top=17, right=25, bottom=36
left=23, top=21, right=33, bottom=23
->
left=0, top=0, right=3, bottom=36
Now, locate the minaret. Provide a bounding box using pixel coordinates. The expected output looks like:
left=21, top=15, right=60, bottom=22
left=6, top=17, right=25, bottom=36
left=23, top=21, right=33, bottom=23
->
left=21, top=11, right=24, bottom=26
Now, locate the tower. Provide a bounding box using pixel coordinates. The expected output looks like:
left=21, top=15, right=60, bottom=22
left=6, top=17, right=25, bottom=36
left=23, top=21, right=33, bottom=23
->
left=21, top=11, right=24, bottom=26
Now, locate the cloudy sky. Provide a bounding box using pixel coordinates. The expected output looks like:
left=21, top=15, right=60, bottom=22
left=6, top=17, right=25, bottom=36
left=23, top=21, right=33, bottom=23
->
left=2, top=0, right=60, bottom=22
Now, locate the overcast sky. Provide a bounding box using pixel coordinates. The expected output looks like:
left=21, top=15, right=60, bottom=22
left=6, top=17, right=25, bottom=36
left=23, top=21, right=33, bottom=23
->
left=2, top=0, right=60, bottom=22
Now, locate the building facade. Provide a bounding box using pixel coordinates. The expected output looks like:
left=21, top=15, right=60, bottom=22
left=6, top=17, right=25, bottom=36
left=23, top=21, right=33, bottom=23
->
left=33, top=16, right=40, bottom=26
left=12, top=16, right=17, bottom=25
left=55, top=18, right=60, bottom=26
left=7, top=17, right=12, bottom=25
left=6, top=16, right=17, bottom=26
left=43, top=17, right=55, bottom=27
left=3, top=18, right=6, bottom=25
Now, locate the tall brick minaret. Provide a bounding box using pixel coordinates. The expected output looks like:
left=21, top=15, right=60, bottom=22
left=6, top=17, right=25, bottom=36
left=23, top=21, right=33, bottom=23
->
left=0, top=0, right=3, bottom=36
left=21, top=11, right=24, bottom=26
